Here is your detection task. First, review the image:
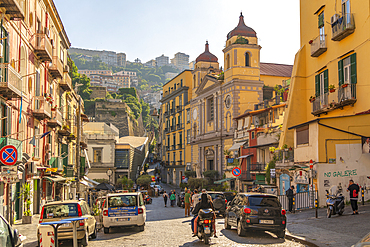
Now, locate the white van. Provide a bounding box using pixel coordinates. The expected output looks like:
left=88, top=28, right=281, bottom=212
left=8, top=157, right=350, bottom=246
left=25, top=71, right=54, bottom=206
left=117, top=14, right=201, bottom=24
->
left=102, top=192, right=146, bottom=233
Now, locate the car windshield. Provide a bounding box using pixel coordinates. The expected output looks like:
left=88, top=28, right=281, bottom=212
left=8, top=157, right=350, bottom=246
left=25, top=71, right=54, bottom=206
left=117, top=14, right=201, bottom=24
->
left=249, top=196, right=280, bottom=207
left=108, top=195, right=137, bottom=207
left=42, top=203, right=79, bottom=219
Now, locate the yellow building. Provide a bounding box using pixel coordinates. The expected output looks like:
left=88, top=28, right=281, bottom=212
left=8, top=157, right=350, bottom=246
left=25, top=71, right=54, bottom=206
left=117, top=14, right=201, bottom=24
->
left=279, top=0, right=370, bottom=205
left=160, top=70, right=193, bottom=185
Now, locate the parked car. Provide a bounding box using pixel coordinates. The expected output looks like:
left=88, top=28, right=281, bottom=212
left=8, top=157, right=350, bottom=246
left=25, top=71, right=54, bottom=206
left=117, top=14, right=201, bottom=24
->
left=102, top=192, right=146, bottom=233
left=37, top=200, right=97, bottom=246
left=207, top=192, right=227, bottom=217
left=154, top=185, right=164, bottom=194
left=224, top=193, right=286, bottom=238
left=223, top=192, right=237, bottom=203
left=0, top=214, right=23, bottom=247
left=177, top=192, right=185, bottom=207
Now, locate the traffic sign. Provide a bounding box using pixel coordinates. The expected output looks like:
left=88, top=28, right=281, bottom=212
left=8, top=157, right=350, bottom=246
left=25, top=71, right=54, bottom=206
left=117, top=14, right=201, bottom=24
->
left=0, top=145, right=17, bottom=166
left=232, top=167, right=241, bottom=177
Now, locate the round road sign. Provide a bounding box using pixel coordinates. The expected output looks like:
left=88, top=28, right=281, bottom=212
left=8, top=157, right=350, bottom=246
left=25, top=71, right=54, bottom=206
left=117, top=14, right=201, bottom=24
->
left=232, top=167, right=241, bottom=177
left=0, top=145, right=18, bottom=166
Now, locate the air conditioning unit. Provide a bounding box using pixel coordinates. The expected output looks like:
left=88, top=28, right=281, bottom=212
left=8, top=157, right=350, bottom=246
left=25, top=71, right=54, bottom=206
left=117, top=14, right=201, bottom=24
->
left=331, top=14, right=340, bottom=24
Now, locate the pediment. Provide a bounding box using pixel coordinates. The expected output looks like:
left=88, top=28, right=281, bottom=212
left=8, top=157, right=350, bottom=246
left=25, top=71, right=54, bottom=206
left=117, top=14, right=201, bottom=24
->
left=195, top=75, right=221, bottom=95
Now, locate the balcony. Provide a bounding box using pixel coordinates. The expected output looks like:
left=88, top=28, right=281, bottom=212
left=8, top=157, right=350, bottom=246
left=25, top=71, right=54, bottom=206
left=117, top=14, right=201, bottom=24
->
left=0, top=137, right=22, bottom=163
left=0, top=64, right=22, bottom=99
left=338, top=83, right=356, bottom=106
left=310, top=35, right=327, bottom=57
left=332, top=14, right=355, bottom=41
left=58, top=119, right=71, bottom=136
left=33, top=96, right=52, bottom=120
left=47, top=109, right=62, bottom=128
left=31, top=33, right=52, bottom=62
left=249, top=163, right=265, bottom=172
left=49, top=56, right=64, bottom=79
left=0, top=0, right=25, bottom=20
left=60, top=73, right=72, bottom=91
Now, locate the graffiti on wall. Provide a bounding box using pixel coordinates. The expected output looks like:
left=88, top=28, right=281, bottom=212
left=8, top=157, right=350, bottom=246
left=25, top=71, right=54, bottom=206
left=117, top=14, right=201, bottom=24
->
left=323, top=169, right=357, bottom=178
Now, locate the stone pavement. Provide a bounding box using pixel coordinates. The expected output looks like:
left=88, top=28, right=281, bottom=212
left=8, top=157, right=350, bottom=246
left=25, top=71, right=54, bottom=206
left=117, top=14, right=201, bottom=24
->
left=286, top=202, right=370, bottom=247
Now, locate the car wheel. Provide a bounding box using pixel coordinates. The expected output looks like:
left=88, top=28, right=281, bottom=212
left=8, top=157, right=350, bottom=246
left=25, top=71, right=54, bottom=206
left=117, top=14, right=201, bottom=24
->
left=276, top=230, right=285, bottom=238
left=104, top=227, right=109, bottom=234
left=224, top=216, right=231, bottom=229
left=90, top=224, right=97, bottom=239
left=237, top=220, right=246, bottom=236
left=139, top=224, right=145, bottom=231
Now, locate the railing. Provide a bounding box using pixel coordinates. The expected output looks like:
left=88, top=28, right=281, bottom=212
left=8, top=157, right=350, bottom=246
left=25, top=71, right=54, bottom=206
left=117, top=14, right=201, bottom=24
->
left=0, top=64, right=22, bottom=99
left=277, top=191, right=318, bottom=210
left=312, top=93, right=329, bottom=113
left=50, top=56, right=64, bottom=79
left=332, top=13, right=355, bottom=41
left=338, top=83, right=356, bottom=102
left=31, top=33, right=52, bottom=62
left=310, top=35, right=327, bottom=57
left=34, top=96, right=52, bottom=119
left=60, top=73, right=72, bottom=91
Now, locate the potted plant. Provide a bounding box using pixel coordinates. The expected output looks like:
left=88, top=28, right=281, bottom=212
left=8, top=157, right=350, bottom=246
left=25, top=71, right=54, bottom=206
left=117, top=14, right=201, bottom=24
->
left=342, top=83, right=349, bottom=88
left=19, top=183, right=32, bottom=224
left=309, top=96, right=316, bottom=103
left=329, top=85, right=335, bottom=93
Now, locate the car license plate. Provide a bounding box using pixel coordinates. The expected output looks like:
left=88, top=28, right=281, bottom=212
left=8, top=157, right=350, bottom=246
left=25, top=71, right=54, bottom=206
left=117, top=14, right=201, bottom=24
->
left=60, top=223, right=70, bottom=227
left=204, top=227, right=211, bottom=234
left=117, top=218, right=130, bottom=221
left=259, top=220, right=274, bottom=224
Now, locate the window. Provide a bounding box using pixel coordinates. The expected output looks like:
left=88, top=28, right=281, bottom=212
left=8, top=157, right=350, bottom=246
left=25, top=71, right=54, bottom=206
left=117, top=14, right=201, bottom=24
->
left=245, top=52, right=250, bottom=67
left=338, top=53, right=356, bottom=86
left=314, top=69, right=328, bottom=97
left=93, top=148, right=102, bottom=163
left=207, top=97, right=214, bottom=121
left=186, top=109, right=190, bottom=123
left=296, top=125, right=309, bottom=145
left=187, top=130, right=190, bottom=143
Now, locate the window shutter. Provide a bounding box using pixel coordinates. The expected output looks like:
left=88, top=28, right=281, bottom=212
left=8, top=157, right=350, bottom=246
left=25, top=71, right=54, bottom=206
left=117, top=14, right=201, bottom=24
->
left=338, top=59, right=344, bottom=86
left=324, top=69, right=329, bottom=93
left=350, top=53, right=357, bottom=84
left=315, top=74, right=320, bottom=97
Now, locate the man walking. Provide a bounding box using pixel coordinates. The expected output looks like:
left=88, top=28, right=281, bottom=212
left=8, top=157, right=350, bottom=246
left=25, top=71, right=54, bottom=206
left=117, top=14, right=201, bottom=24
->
left=184, top=189, right=192, bottom=217
left=286, top=185, right=295, bottom=213
left=347, top=179, right=359, bottom=215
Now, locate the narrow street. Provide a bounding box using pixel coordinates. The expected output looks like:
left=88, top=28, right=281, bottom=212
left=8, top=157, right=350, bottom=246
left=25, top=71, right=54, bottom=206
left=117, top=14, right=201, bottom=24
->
left=15, top=182, right=306, bottom=247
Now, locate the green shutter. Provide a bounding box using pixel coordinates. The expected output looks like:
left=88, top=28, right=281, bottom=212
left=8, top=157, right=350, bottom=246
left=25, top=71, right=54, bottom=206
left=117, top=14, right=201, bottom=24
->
left=324, top=69, right=329, bottom=93
left=338, top=60, right=344, bottom=86
left=350, top=53, right=357, bottom=84
left=315, top=74, right=320, bottom=97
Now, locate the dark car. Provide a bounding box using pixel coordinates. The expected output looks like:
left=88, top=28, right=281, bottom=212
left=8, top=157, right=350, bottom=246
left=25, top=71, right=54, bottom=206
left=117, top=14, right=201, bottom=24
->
left=207, top=192, right=227, bottom=217
left=224, top=193, right=286, bottom=238
left=223, top=192, right=237, bottom=203
left=177, top=192, right=185, bottom=207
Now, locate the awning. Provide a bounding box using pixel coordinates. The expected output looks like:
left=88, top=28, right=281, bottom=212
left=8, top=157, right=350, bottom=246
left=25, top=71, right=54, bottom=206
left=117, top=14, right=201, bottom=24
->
left=214, top=177, right=235, bottom=184
left=237, top=154, right=253, bottom=159
left=44, top=175, right=66, bottom=183
left=229, top=142, right=245, bottom=151
left=80, top=180, right=94, bottom=188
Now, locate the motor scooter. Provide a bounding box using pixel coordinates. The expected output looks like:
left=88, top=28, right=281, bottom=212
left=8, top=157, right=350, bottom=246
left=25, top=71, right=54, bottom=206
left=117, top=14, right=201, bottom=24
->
left=196, top=209, right=215, bottom=244
left=326, top=189, right=345, bottom=218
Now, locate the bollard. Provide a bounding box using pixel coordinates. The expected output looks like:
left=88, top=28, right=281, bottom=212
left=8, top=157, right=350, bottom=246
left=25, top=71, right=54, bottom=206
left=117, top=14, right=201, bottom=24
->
left=315, top=199, right=318, bottom=218
left=362, top=188, right=365, bottom=206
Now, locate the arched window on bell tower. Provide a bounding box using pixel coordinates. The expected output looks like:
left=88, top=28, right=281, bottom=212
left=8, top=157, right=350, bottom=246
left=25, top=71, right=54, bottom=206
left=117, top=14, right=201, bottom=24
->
left=245, top=52, right=250, bottom=67
left=226, top=54, right=230, bottom=69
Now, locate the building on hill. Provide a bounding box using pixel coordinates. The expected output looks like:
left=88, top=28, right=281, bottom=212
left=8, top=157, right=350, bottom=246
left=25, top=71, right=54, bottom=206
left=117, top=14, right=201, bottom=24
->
left=156, top=54, right=169, bottom=67
left=278, top=0, right=370, bottom=206
left=171, top=52, right=190, bottom=70
left=159, top=13, right=293, bottom=188
left=69, top=47, right=126, bottom=67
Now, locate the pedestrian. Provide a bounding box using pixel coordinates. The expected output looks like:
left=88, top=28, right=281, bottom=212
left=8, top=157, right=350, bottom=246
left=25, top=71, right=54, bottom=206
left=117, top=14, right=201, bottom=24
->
left=347, top=179, right=360, bottom=215
left=184, top=189, right=192, bottom=217
left=170, top=191, right=176, bottom=207
left=163, top=191, right=169, bottom=207
left=286, top=185, right=295, bottom=212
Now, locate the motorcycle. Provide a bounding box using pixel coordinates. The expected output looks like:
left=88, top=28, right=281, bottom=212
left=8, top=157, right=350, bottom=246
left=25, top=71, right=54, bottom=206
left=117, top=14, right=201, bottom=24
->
left=196, top=208, right=215, bottom=244
left=326, top=189, right=345, bottom=218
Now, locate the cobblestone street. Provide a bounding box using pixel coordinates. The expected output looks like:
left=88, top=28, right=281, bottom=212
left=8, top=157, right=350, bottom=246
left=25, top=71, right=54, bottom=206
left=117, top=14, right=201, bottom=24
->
left=15, top=183, right=306, bottom=247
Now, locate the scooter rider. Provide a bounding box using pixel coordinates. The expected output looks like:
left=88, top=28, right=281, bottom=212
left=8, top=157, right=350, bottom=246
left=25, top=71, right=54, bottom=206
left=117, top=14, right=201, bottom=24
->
left=192, top=191, right=217, bottom=238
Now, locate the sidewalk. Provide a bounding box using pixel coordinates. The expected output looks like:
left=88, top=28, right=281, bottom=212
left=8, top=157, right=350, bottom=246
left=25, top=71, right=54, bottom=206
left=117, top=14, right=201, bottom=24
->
left=286, top=202, right=370, bottom=247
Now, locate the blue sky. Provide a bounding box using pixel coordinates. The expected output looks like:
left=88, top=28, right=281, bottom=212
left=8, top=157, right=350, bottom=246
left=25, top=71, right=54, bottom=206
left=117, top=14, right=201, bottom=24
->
left=54, top=0, right=300, bottom=66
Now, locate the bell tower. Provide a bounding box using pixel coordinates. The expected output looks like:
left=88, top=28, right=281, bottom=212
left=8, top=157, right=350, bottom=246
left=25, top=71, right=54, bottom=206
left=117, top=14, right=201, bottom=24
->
left=223, top=13, right=261, bottom=83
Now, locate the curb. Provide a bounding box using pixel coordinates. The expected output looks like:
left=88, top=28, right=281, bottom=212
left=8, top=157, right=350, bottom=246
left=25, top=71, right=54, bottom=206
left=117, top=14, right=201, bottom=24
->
left=285, top=232, right=320, bottom=247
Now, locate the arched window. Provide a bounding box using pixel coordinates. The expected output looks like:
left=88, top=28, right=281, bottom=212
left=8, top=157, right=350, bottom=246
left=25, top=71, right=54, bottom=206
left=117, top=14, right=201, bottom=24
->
left=245, top=52, right=250, bottom=67
left=226, top=54, right=230, bottom=69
